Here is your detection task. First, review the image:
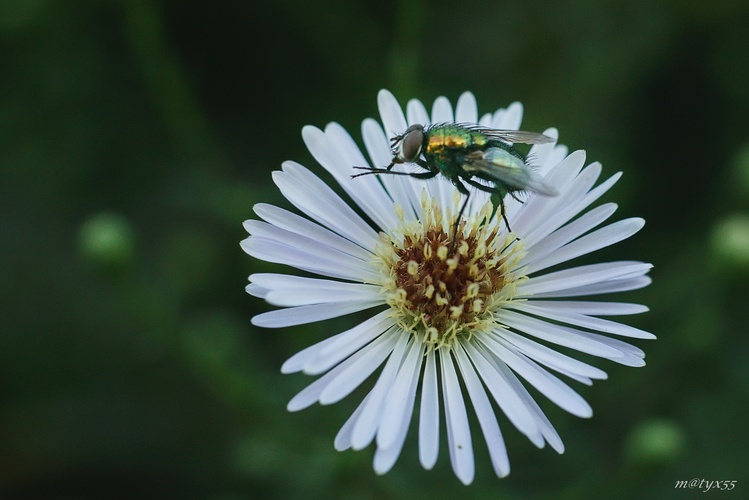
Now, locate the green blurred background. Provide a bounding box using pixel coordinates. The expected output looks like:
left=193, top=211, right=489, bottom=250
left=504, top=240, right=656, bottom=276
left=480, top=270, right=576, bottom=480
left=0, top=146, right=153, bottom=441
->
left=3, top=0, right=749, bottom=498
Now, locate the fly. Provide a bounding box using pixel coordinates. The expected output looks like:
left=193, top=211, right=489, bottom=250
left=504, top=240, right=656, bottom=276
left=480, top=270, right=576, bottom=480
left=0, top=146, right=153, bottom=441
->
left=352, top=122, right=558, bottom=248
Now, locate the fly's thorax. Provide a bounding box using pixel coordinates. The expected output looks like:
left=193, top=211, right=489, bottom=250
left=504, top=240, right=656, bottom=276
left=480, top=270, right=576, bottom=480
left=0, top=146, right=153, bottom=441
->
left=425, top=124, right=489, bottom=156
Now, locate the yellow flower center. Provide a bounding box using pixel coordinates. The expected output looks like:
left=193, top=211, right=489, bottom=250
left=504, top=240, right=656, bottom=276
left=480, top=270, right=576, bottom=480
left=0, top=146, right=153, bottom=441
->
left=376, top=192, right=527, bottom=348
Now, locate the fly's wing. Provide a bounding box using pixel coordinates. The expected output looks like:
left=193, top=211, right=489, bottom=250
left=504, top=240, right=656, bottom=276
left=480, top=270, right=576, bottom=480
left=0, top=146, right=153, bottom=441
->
left=475, top=127, right=554, bottom=145
left=463, top=148, right=558, bottom=196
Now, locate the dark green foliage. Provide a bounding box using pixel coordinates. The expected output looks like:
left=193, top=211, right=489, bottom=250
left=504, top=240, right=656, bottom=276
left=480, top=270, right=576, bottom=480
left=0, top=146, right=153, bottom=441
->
left=3, top=1, right=749, bottom=497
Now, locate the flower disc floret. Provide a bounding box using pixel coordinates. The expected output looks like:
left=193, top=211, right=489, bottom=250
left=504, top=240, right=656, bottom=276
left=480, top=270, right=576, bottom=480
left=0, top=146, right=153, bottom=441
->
left=377, top=194, right=525, bottom=348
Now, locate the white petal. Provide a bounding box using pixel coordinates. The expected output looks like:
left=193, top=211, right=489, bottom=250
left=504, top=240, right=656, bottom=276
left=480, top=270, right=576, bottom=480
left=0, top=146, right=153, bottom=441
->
left=419, top=350, right=440, bottom=469
left=243, top=220, right=374, bottom=274
left=303, top=311, right=396, bottom=375
left=265, top=283, right=381, bottom=307
left=493, top=102, right=523, bottom=130
left=532, top=276, right=652, bottom=298
left=302, top=124, right=397, bottom=233
left=492, top=359, right=565, bottom=453
left=511, top=151, right=589, bottom=237
left=527, top=218, right=646, bottom=274
left=501, top=310, right=647, bottom=367
left=275, top=163, right=379, bottom=247
left=373, top=420, right=410, bottom=475
left=462, top=342, right=541, bottom=443
left=252, top=203, right=373, bottom=261
left=524, top=203, right=618, bottom=259
left=523, top=168, right=625, bottom=249
left=250, top=272, right=366, bottom=291
left=251, top=273, right=380, bottom=307
left=287, top=344, right=370, bottom=412
left=543, top=143, right=570, bottom=173
left=334, top=392, right=371, bottom=451
left=439, top=348, right=475, bottom=485
left=480, top=336, right=593, bottom=418
left=286, top=331, right=397, bottom=411
left=280, top=161, right=377, bottom=237
left=455, top=91, right=478, bottom=123
left=455, top=343, right=510, bottom=477
left=373, top=341, right=423, bottom=475
left=245, top=282, right=268, bottom=298
left=241, top=236, right=378, bottom=283
left=350, top=331, right=412, bottom=450
left=499, top=330, right=608, bottom=384
left=425, top=169, right=453, bottom=211
left=378, top=89, right=407, bottom=137
left=511, top=302, right=656, bottom=339
left=499, top=309, right=625, bottom=359
left=281, top=330, right=348, bottom=374
left=324, top=122, right=401, bottom=232
left=567, top=330, right=647, bottom=367
left=518, top=262, right=653, bottom=297
left=581, top=332, right=645, bottom=367
left=361, top=117, right=392, bottom=170
left=407, top=98, right=430, bottom=126
left=524, top=300, right=649, bottom=316
left=431, top=96, right=454, bottom=123
left=252, top=300, right=381, bottom=328
left=528, top=127, right=559, bottom=168
left=361, top=117, right=421, bottom=220
left=319, top=328, right=400, bottom=405
left=377, top=340, right=425, bottom=449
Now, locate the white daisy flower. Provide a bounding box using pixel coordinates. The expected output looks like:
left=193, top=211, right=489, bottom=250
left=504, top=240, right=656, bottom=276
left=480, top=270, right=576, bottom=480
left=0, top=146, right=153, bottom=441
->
left=241, top=89, right=654, bottom=485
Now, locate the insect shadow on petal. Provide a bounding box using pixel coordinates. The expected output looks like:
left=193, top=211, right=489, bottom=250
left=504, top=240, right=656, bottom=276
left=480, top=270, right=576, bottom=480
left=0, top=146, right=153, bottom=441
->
left=352, top=123, right=558, bottom=252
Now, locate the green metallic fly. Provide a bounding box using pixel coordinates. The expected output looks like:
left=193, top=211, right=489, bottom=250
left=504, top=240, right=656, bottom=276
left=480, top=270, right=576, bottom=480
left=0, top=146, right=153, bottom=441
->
left=352, top=122, right=558, bottom=244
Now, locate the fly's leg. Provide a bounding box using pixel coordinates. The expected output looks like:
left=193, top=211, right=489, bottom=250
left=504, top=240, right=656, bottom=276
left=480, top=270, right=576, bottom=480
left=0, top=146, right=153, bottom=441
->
left=497, top=194, right=511, bottom=232
left=463, top=178, right=513, bottom=232
left=351, top=165, right=395, bottom=178
left=449, top=179, right=471, bottom=253
left=351, top=165, right=436, bottom=180
left=407, top=171, right=439, bottom=180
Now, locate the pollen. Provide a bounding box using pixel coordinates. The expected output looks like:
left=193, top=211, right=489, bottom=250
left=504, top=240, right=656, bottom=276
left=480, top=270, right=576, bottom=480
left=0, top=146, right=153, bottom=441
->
left=376, top=192, right=526, bottom=349
left=407, top=260, right=419, bottom=276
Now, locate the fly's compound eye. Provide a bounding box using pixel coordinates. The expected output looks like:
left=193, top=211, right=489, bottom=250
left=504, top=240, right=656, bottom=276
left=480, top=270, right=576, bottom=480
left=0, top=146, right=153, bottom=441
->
left=398, top=124, right=424, bottom=162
